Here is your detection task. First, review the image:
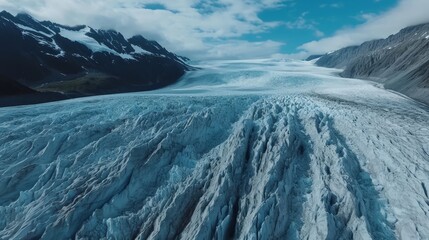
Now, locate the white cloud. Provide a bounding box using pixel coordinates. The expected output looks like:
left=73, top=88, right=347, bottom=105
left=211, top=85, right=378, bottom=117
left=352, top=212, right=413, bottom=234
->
left=203, top=40, right=284, bottom=60
left=0, top=0, right=286, bottom=60
left=320, top=3, right=342, bottom=9
left=299, top=0, right=429, bottom=55
left=283, top=12, right=324, bottom=38
left=271, top=51, right=309, bottom=60
left=314, top=30, right=325, bottom=37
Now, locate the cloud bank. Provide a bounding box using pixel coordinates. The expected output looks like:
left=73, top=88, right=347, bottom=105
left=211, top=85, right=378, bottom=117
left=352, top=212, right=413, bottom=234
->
left=300, top=0, right=429, bottom=55
left=0, top=0, right=285, bottom=60
left=2, top=0, right=429, bottom=59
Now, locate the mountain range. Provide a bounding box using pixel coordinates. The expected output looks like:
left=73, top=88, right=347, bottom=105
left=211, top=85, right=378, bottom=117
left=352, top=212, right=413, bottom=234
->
left=2, top=10, right=428, bottom=107
left=0, top=11, right=190, bottom=106
left=314, top=22, right=429, bottom=105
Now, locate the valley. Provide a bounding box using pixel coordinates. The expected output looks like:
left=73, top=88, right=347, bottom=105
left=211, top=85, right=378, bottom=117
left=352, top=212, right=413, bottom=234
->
left=1, top=59, right=428, bottom=239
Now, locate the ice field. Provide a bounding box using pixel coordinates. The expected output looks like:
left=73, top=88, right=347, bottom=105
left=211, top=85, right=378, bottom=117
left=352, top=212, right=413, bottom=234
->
left=0, top=59, right=428, bottom=239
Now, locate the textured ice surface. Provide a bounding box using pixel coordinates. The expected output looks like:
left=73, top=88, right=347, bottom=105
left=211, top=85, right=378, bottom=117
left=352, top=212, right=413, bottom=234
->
left=1, top=59, right=429, bottom=239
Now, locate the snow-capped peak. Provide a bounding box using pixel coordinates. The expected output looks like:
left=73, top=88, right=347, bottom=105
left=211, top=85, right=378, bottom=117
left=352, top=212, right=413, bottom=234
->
left=58, top=26, right=123, bottom=56
left=0, top=11, right=188, bottom=62
left=0, top=10, right=189, bottom=98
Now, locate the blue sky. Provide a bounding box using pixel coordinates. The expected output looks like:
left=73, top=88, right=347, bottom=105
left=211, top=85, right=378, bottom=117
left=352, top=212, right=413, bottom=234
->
left=254, top=0, right=397, bottom=54
left=1, top=0, right=429, bottom=59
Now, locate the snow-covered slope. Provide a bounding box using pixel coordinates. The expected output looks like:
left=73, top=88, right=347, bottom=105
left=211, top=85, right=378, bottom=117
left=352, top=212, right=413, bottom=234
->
left=0, top=59, right=428, bottom=239
left=0, top=11, right=189, bottom=103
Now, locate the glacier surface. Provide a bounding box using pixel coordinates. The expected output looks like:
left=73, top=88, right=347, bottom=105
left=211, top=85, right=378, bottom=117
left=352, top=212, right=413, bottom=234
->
left=0, top=59, right=429, bottom=239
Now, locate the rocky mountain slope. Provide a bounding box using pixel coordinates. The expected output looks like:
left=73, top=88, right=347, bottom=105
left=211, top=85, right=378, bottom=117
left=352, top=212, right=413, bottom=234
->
left=0, top=11, right=189, bottom=106
left=315, top=23, right=429, bottom=105
left=0, top=74, right=66, bottom=107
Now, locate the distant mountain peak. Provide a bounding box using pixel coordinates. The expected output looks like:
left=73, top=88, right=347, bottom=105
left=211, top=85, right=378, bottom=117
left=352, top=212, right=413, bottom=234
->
left=16, top=12, right=36, bottom=20
left=130, top=35, right=149, bottom=41
left=0, top=10, right=14, bottom=19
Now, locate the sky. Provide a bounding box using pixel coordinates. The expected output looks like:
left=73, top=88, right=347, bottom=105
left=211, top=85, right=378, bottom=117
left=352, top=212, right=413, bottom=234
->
left=1, top=0, right=429, bottom=60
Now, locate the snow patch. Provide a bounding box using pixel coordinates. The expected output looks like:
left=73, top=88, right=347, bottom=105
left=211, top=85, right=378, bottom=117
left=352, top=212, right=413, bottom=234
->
left=59, top=26, right=116, bottom=54
left=59, top=26, right=136, bottom=61
left=118, top=53, right=135, bottom=60
left=16, top=23, right=54, bottom=37
left=131, top=45, right=153, bottom=55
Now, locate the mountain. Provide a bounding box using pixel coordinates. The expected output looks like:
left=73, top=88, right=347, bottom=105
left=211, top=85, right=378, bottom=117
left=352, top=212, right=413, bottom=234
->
left=0, top=74, right=66, bottom=107
left=315, top=23, right=429, bottom=105
left=305, top=54, right=324, bottom=61
left=0, top=74, right=36, bottom=96
left=0, top=11, right=189, bottom=106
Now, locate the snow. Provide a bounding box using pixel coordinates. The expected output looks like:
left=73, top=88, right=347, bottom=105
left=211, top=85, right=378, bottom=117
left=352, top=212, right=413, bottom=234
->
left=19, top=28, right=63, bottom=57
left=118, top=53, right=135, bottom=60
left=59, top=26, right=136, bottom=61
left=14, top=23, right=65, bottom=57
left=7, top=19, right=161, bottom=61
left=71, top=53, right=88, bottom=61
left=16, top=23, right=54, bottom=37
left=0, top=59, right=428, bottom=239
left=59, top=26, right=116, bottom=54
left=132, top=44, right=153, bottom=55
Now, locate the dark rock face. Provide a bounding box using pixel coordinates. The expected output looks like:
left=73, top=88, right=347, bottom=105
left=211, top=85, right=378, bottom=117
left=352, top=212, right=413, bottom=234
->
left=0, top=74, right=67, bottom=107
left=0, top=11, right=189, bottom=106
left=0, top=75, right=36, bottom=96
left=315, top=23, right=429, bottom=105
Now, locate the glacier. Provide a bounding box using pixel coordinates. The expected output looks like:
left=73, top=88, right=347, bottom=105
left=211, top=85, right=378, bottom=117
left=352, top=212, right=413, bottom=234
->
left=0, top=59, right=429, bottom=239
